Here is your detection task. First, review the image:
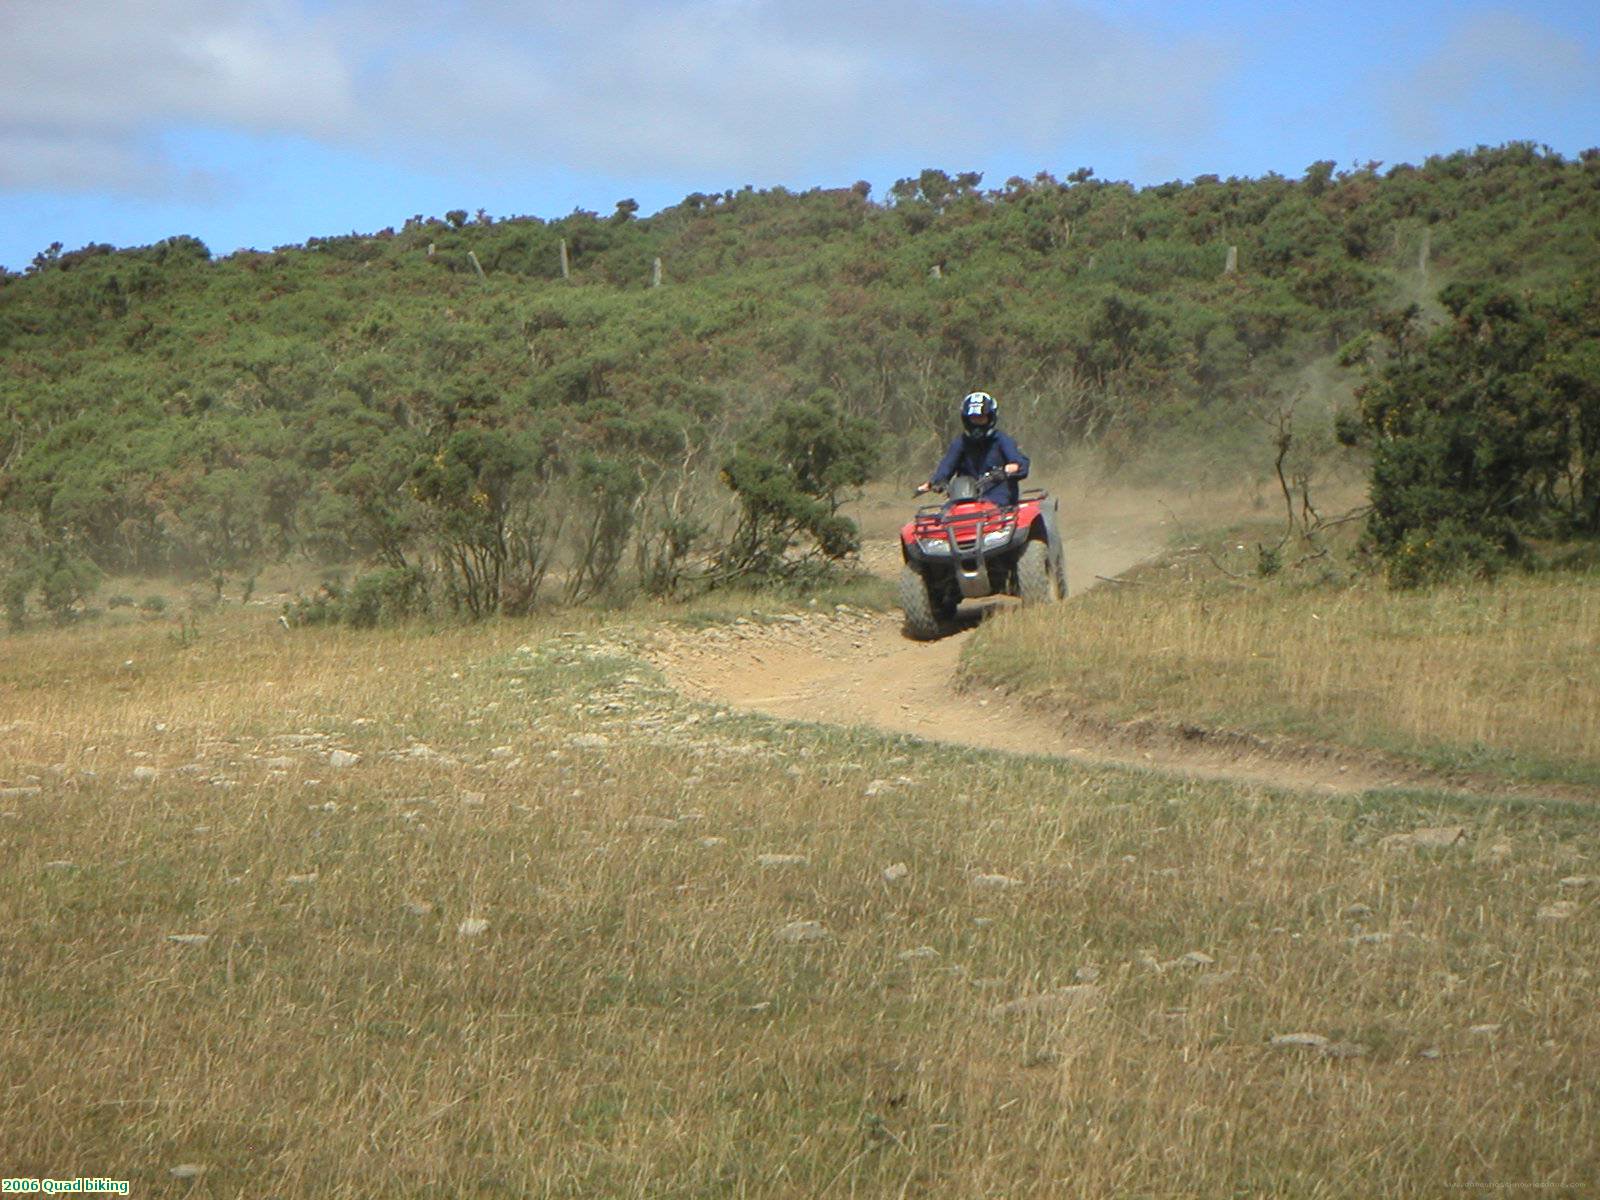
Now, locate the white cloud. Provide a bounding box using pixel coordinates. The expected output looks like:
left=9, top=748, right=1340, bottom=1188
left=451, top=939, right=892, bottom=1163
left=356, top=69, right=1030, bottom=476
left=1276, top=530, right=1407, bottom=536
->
left=1383, top=10, right=1597, bottom=143
left=0, top=0, right=354, bottom=192
left=0, top=0, right=1232, bottom=196
left=359, top=0, right=1233, bottom=178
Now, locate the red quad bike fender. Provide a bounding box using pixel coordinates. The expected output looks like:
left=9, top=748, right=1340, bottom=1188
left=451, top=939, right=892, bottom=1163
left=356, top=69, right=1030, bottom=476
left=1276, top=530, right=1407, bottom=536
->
left=900, top=489, right=1066, bottom=600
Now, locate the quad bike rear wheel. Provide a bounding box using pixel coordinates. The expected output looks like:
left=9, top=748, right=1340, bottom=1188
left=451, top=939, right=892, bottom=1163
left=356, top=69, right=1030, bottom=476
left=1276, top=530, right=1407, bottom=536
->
left=1015, top=539, right=1060, bottom=604
left=898, top=564, right=942, bottom=640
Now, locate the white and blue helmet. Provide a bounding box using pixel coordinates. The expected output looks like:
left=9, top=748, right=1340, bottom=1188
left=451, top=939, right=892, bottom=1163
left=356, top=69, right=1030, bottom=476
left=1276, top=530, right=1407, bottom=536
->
left=960, top=391, right=998, bottom=441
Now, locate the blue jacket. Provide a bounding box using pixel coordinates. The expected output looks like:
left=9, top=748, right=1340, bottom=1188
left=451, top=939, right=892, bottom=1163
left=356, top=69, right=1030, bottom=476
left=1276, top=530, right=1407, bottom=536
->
left=931, top=431, right=1030, bottom=505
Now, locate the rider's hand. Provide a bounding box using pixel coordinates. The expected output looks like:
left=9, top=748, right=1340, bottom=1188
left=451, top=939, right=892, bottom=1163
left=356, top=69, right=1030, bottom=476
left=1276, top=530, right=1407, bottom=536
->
left=1003, top=463, right=1020, bottom=476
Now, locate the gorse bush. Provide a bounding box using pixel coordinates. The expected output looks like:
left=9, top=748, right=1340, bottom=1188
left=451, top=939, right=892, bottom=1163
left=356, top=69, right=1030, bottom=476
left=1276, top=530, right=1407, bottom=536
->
left=718, top=394, right=877, bottom=582
left=1384, top=520, right=1507, bottom=589
left=3, top=572, right=28, bottom=631
left=36, top=546, right=100, bottom=623
left=408, top=426, right=545, bottom=618
left=2, top=541, right=101, bottom=628
left=341, top=567, right=430, bottom=628
left=1344, top=273, right=1600, bottom=584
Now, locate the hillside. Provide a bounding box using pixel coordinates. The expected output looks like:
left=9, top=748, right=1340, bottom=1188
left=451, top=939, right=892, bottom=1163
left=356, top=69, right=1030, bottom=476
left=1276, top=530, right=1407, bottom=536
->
left=2, top=143, right=1597, bottom=605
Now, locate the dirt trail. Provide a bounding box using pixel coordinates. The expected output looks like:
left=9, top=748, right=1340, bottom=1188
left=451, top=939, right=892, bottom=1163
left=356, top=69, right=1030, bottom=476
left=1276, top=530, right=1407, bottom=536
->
left=655, top=506, right=1152, bottom=751
left=646, top=480, right=1435, bottom=796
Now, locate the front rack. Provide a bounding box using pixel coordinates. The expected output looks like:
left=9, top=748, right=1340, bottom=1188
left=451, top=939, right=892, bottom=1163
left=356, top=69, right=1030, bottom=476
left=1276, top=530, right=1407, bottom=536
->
left=912, top=487, right=1048, bottom=522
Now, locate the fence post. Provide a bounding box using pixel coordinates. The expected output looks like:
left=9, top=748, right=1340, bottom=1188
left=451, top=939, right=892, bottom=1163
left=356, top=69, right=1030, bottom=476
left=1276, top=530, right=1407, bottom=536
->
left=1224, top=245, right=1238, bottom=275
left=559, top=238, right=571, bottom=281
left=467, top=250, right=487, bottom=285
left=652, top=257, right=662, bottom=288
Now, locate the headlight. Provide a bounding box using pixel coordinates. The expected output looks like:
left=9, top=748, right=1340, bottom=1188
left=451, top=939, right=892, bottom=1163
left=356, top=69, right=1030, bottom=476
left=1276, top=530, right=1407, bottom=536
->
left=982, top=528, right=1014, bottom=547
left=917, top=539, right=951, bottom=555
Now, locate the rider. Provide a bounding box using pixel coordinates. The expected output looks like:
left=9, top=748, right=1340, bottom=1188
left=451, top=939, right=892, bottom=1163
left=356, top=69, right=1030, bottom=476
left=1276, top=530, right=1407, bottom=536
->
left=917, top=391, right=1029, bottom=505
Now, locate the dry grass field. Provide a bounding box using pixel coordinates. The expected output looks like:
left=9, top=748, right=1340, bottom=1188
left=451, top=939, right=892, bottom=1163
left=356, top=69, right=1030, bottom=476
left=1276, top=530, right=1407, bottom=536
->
left=2, top=600, right=1597, bottom=1197
left=964, top=536, right=1600, bottom=790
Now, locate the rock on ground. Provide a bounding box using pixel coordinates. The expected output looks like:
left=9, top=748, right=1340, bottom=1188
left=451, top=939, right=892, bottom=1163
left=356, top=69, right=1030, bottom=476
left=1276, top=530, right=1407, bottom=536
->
left=972, top=873, right=1024, bottom=889
left=774, top=920, right=828, bottom=944
left=1322, top=1041, right=1370, bottom=1059
left=1379, top=826, right=1467, bottom=850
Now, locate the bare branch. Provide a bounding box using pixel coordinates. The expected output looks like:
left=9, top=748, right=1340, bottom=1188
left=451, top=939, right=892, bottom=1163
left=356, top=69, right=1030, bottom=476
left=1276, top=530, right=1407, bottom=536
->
left=1158, top=501, right=1248, bottom=580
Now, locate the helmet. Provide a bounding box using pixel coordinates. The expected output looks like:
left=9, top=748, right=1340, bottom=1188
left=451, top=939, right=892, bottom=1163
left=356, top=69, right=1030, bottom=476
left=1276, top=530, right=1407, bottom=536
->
left=960, top=391, right=997, bottom=441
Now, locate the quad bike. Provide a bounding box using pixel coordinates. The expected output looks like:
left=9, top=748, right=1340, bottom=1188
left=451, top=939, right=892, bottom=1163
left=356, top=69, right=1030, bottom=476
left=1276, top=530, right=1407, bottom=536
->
left=898, top=468, right=1068, bottom=639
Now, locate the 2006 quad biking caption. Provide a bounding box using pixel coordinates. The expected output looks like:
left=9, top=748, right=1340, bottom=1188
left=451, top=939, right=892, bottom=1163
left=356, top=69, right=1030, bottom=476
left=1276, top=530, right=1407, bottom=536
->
left=898, top=468, right=1068, bottom=639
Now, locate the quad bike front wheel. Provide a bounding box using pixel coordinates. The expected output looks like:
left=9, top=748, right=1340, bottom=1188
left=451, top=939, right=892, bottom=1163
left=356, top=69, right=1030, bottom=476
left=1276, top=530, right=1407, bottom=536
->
left=1015, top=539, right=1063, bottom=604
left=898, top=564, right=942, bottom=640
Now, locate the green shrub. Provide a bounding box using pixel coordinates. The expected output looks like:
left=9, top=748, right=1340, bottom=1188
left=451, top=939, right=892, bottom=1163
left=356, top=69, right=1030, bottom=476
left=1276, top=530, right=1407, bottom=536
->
left=282, top=569, right=428, bottom=628
left=1347, top=277, right=1600, bottom=585
left=139, top=594, right=169, bottom=615
left=717, top=392, right=878, bottom=583
left=342, top=567, right=429, bottom=628
left=26, top=545, right=100, bottom=624
left=284, top=582, right=339, bottom=626
left=1384, top=520, right=1507, bottom=589
left=638, top=515, right=708, bottom=599
left=3, top=572, right=30, bottom=631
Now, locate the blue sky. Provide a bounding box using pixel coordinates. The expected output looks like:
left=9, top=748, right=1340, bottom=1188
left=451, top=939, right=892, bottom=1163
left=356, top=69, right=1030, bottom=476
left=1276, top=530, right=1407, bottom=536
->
left=1, top=0, right=1596, bottom=273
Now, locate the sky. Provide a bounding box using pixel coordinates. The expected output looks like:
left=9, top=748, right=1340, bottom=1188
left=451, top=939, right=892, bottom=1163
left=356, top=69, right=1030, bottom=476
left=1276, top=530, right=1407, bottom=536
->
left=1, top=0, right=1596, bottom=273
